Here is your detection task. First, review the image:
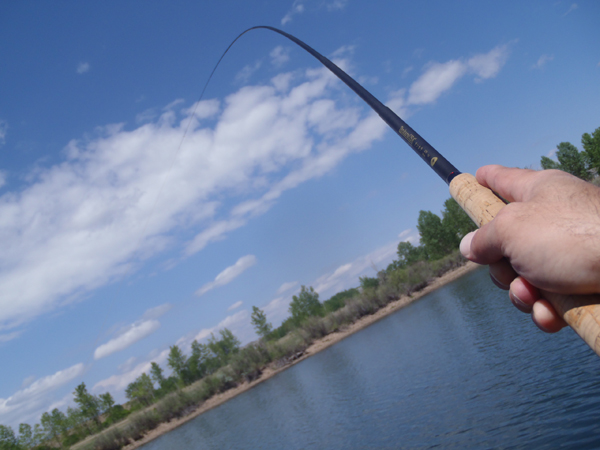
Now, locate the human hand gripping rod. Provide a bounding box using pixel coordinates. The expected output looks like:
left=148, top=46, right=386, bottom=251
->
left=220, top=26, right=600, bottom=356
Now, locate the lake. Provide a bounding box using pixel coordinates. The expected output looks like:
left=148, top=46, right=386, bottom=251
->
left=143, top=267, right=600, bottom=449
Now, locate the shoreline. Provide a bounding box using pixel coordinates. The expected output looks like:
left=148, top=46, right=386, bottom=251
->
left=121, top=261, right=481, bottom=450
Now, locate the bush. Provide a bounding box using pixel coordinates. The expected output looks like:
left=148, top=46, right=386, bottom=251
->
left=154, top=391, right=191, bottom=422
left=129, top=409, right=160, bottom=435
left=300, top=316, right=329, bottom=341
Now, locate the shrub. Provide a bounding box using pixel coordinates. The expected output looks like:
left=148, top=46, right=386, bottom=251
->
left=129, top=409, right=160, bottom=435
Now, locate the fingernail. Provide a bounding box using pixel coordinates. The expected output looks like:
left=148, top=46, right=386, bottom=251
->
left=489, top=272, right=510, bottom=290
left=510, top=291, right=532, bottom=313
left=532, top=315, right=552, bottom=333
left=460, top=231, right=476, bottom=259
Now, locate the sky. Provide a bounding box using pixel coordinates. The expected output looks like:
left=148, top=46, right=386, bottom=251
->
left=0, top=0, right=599, bottom=428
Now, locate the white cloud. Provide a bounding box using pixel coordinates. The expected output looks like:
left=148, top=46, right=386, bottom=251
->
left=76, top=62, right=90, bottom=74
left=312, top=241, right=398, bottom=297
left=281, top=1, right=305, bottom=25
left=0, top=363, right=85, bottom=427
left=532, top=54, right=554, bottom=70
left=563, top=3, right=578, bottom=16
left=235, top=61, right=262, bottom=84
left=467, top=44, right=511, bottom=81
left=0, top=120, right=7, bottom=146
left=228, top=300, right=243, bottom=311
left=195, top=255, right=257, bottom=296
left=276, top=281, right=298, bottom=295
left=20, top=376, right=36, bottom=389
left=142, top=303, right=173, bottom=320
left=326, top=0, right=348, bottom=11
left=94, top=319, right=160, bottom=360
left=93, top=304, right=170, bottom=360
left=408, top=43, right=511, bottom=105
left=408, top=60, right=468, bottom=105
left=0, top=63, right=386, bottom=331
left=270, top=46, right=290, bottom=67
left=0, top=331, right=20, bottom=343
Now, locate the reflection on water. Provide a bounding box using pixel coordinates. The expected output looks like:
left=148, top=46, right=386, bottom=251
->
left=143, top=267, right=600, bottom=449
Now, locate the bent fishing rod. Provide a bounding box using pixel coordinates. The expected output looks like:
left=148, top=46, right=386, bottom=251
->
left=209, top=26, right=600, bottom=357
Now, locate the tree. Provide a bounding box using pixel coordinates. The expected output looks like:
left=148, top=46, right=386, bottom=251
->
left=289, top=286, right=322, bottom=325
left=0, top=425, right=18, bottom=450
left=441, top=198, right=477, bottom=245
left=99, top=392, right=115, bottom=415
left=167, top=345, right=189, bottom=384
left=73, top=383, right=101, bottom=426
left=322, top=288, right=359, bottom=313
left=150, top=362, right=165, bottom=387
left=582, top=126, right=600, bottom=175
left=188, top=341, right=212, bottom=381
left=251, top=306, right=273, bottom=339
left=125, top=373, right=155, bottom=406
left=394, top=241, right=427, bottom=269
left=417, top=210, right=454, bottom=260
left=540, top=141, right=590, bottom=180
left=359, top=276, right=379, bottom=290
left=207, top=328, right=241, bottom=367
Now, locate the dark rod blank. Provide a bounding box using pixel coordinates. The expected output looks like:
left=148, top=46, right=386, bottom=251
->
left=229, top=26, right=461, bottom=184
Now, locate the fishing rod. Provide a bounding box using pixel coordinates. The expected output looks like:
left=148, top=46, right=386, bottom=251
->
left=210, top=26, right=600, bottom=356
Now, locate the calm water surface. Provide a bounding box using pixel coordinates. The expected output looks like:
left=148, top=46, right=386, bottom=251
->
left=144, top=267, right=600, bottom=449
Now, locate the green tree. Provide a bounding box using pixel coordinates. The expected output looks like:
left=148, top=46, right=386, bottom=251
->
left=394, top=241, right=428, bottom=269
left=99, top=392, right=115, bottom=415
left=359, top=276, right=379, bottom=290
left=540, top=141, right=590, bottom=180
left=188, top=340, right=212, bottom=381
left=167, top=345, right=189, bottom=384
left=73, top=383, right=101, bottom=426
left=417, top=210, right=454, bottom=260
left=251, top=306, right=273, bottom=339
left=540, top=155, right=559, bottom=170
left=322, top=288, right=359, bottom=313
left=19, top=423, right=38, bottom=449
left=0, top=425, right=19, bottom=450
left=150, top=362, right=165, bottom=387
left=441, top=198, right=477, bottom=245
left=289, top=286, right=322, bottom=325
left=582, top=126, right=600, bottom=175
left=207, top=328, right=241, bottom=367
left=125, top=373, right=155, bottom=406
left=40, top=408, right=67, bottom=443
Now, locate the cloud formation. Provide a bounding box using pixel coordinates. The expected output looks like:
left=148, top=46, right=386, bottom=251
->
left=195, top=255, right=257, bottom=296
left=94, top=304, right=171, bottom=359
left=0, top=363, right=85, bottom=427
left=94, top=320, right=160, bottom=360
left=408, top=44, right=511, bottom=105
left=532, top=54, right=554, bottom=70
left=76, top=62, right=90, bottom=74
left=0, top=120, right=7, bottom=146
left=228, top=301, right=243, bottom=311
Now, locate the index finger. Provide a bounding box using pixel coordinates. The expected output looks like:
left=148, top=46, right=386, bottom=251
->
left=475, top=165, right=539, bottom=203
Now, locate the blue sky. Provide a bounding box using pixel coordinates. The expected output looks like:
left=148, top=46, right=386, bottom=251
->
left=0, top=0, right=598, bottom=427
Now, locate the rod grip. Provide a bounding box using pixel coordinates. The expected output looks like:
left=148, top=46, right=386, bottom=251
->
left=449, top=173, right=600, bottom=356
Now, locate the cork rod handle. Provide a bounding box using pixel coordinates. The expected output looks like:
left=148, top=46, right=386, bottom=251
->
left=449, top=173, right=600, bottom=357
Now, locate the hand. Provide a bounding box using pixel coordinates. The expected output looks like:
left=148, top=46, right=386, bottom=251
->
left=459, top=165, right=600, bottom=333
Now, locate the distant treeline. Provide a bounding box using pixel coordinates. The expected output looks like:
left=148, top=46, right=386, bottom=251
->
left=10, top=123, right=598, bottom=450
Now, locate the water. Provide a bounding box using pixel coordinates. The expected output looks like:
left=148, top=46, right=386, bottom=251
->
left=143, top=267, right=600, bottom=449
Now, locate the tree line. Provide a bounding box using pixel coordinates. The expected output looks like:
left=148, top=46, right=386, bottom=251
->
left=540, top=126, right=600, bottom=181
